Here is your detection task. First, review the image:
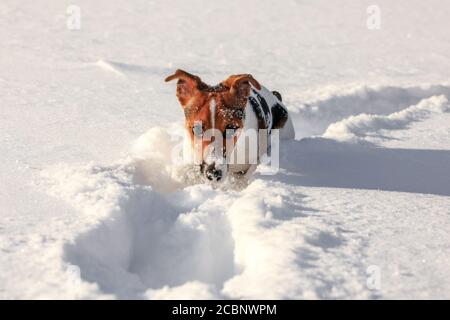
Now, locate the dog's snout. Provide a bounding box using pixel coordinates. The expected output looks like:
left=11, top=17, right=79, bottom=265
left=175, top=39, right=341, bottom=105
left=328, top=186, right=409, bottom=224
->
left=204, top=166, right=222, bottom=182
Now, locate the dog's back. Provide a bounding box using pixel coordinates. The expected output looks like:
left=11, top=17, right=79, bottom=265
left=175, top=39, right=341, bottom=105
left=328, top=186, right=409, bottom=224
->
left=248, top=86, right=295, bottom=140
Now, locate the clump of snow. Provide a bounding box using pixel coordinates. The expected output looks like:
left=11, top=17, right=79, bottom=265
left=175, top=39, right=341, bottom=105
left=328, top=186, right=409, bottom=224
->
left=129, top=125, right=190, bottom=192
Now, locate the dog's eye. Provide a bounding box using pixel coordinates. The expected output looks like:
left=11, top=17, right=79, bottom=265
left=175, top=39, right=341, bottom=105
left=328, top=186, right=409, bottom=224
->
left=192, top=124, right=203, bottom=137
left=224, top=124, right=239, bottom=138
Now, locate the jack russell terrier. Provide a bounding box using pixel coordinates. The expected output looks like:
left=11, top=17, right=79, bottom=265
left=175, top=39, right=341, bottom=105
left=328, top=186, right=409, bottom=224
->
left=165, top=69, right=295, bottom=182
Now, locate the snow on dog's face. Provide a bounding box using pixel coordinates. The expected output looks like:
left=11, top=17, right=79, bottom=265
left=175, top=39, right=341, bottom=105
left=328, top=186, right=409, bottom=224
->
left=165, top=69, right=261, bottom=182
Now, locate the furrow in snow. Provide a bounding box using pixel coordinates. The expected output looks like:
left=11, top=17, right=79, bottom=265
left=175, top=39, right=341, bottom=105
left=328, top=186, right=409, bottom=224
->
left=287, top=84, right=450, bottom=139
left=42, top=126, right=373, bottom=299
left=322, top=95, right=449, bottom=143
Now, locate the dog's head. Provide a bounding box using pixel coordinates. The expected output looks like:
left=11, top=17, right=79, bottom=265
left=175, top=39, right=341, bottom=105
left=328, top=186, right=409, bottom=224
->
left=165, top=69, right=261, bottom=182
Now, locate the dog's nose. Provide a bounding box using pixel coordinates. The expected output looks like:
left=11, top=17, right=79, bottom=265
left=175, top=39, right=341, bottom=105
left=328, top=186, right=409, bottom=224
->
left=205, top=167, right=222, bottom=181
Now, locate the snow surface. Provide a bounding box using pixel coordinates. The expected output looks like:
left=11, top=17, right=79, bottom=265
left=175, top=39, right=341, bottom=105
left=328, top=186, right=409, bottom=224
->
left=1, top=0, right=450, bottom=299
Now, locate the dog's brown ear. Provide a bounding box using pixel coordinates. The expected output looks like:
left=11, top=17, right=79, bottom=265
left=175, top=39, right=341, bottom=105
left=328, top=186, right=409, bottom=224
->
left=223, top=74, right=261, bottom=100
left=165, top=69, right=207, bottom=107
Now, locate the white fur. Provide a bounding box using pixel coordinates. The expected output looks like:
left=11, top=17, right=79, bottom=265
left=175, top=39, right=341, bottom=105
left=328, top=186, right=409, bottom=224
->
left=210, top=97, right=216, bottom=129
left=252, top=86, right=295, bottom=140
left=227, top=85, right=295, bottom=178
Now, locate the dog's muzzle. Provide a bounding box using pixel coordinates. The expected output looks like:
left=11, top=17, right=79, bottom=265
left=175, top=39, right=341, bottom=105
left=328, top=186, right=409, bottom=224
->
left=201, top=162, right=225, bottom=182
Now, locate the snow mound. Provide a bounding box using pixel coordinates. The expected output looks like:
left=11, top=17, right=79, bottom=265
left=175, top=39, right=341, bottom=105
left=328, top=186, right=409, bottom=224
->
left=44, top=159, right=234, bottom=298
left=51, top=165, right=369, bottom=299
left=288, top=84, right=450, bottom=139
left=323, top=95, right=449, bottom=142
left=129, top=126, right=202, bottom=192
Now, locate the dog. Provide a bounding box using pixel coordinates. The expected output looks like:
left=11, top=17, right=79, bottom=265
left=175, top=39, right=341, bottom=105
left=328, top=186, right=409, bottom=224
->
left=165, top=69, right=294, bottom=182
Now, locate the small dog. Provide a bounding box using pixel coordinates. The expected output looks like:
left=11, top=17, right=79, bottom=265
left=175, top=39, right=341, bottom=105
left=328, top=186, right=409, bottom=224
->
left=165, top=69, right=294, bottom=182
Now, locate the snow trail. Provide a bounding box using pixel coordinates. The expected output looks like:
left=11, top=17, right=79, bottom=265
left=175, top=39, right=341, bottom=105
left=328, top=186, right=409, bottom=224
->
left=45, top=146, right=371, bottom=299
left=323, top=95, right=449, bottom=143
left=288, top=84, right=450, bottom=139
left=42, top=82, right=450, bottom=298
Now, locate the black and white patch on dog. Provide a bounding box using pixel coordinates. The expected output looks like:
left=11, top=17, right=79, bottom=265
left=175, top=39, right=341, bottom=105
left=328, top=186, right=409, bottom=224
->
left=248, top=88, right=289, bottom=132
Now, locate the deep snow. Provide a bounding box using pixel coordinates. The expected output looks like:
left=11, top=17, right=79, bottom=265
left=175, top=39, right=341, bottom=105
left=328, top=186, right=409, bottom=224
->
left=1, top=0, right=450, bottom=299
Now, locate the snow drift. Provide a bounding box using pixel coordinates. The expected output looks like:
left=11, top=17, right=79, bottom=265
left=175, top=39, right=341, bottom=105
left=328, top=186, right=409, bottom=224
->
left=323, top=95, right=448, bottom=142
left=41, top=83, right=450, bottom=299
